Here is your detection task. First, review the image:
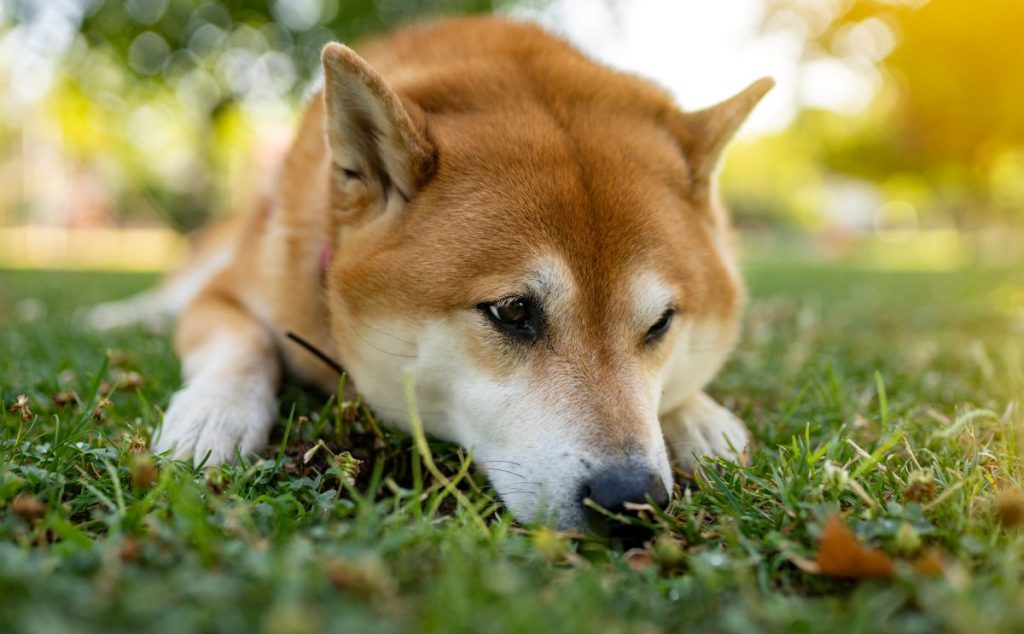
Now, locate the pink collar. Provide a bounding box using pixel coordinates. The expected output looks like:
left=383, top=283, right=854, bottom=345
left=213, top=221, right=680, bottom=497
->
left=319, top=241, right=333, bottom=275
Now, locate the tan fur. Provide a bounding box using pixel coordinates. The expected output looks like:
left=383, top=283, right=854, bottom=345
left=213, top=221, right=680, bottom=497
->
left=129, top=16, right=771, bottom=529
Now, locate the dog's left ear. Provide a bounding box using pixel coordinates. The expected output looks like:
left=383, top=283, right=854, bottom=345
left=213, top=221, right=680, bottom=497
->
left=321, top=43, right=436, bottom=205
left=672, top=77, right=774, bottom=199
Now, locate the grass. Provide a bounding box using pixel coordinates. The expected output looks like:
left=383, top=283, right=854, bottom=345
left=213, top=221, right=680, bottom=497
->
left=1, top=260, right=1023, bottom=633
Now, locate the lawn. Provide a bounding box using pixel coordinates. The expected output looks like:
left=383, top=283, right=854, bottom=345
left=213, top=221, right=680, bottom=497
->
left=1, top=261, right=1022, bottom=633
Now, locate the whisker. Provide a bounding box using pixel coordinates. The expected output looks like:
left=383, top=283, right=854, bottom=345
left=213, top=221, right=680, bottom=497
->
left=482, top=467, right=526, bottom=480
left=364, top=401, right=445, bottom=417
left=474, top=459, right=524, bottom=468
left=349, top=315, right=417, bottom=347
left=338, top=318, right=417, bottom=359
left=499, top=489, right=538, bottom=498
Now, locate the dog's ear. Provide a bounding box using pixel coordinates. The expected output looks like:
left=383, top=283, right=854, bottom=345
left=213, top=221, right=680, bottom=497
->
left=321, top=43, right=436, bottom=205
left=673, top=77, right=774, bottom=199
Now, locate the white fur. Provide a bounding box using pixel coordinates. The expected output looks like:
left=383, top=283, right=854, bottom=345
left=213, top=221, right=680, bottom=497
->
left=661, top=392, right=749, bottom=475
left=341, top=258, right=683, bottom=529
left=152, top=334, right=278, bottom=465
left=658, top=319, right=736, bottom=413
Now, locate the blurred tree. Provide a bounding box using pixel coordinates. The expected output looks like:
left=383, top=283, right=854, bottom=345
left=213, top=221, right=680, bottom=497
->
left=762, top=0, right=1024, bottom=226
left=1, top=0, right=504, bottom=229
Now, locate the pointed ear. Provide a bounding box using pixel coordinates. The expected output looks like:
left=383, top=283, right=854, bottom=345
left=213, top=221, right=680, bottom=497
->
left=675, top=77, right=774, bottom=195
left=321, top=43, right=436, bottom=203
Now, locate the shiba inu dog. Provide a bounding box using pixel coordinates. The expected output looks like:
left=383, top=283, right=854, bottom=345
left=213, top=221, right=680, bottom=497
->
left=88, top=16, right=772, bottom=530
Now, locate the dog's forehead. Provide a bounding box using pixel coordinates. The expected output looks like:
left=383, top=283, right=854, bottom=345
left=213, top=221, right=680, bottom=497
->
left=337, top=106, right=735, bottom=320
left=405, top=114, right=701, bottom=285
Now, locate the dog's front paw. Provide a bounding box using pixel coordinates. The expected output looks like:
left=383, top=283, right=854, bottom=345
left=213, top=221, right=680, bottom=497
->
left=662, top=392, right=749, bottom=476
left=152, top=383, right=277, bottom=466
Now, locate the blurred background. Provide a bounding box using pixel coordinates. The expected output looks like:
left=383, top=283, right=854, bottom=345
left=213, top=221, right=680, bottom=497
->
left=0, top=0, right=1021, bottom=271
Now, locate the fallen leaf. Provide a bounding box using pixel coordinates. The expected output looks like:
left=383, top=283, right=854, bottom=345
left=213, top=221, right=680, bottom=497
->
left=119, top=537, right=142, bottom=562
left=9, top=394, right=32, bottom=421
left=114, top=371, right=143, bottom=391
left=327, top=555, right=396, bottom=598
left=624, top=548, right=656, bottom=573
left=131, top=455, right=158, bottom=490
left=912, top=547, right=946, bottom=577
left=815, top=514, right=894, bottom=579
left=51, top=391, right=78, bottom=408
left=903, top=470, right=937, bottom=502
left=10, top=493, right=47, bottom=522
left=91, top=397, right=113, bottom=421
left=107, top=349, right=129, bottom=367
left=995, top=487, right=1024, bottom=528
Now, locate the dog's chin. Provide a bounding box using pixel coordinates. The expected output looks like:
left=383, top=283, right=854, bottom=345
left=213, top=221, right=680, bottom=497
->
left=494, top=486, right=585, bottom=531
left=510, top=505, right=589, bottom=533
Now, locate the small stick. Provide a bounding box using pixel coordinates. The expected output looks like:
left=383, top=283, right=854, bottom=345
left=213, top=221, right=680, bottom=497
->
left=285, top=331, right=344, bottom=374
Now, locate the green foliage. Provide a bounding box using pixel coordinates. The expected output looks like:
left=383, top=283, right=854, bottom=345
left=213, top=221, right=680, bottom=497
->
left=1, top=262, right=1023, bottom=632
left=757, top=0, right=1024, bottom=224
left=1, top=0, right=504, bottom=228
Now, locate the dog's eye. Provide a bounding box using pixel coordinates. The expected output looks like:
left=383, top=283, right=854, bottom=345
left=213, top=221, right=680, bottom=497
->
left=490, top=297, right=529, bottom=324
left=479, top=296, right=538, bottom=341
left=644, top=308, right=675, bottom=344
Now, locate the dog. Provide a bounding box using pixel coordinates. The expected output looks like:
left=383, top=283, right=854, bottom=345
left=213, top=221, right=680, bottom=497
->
left=88, top=16, right=772, bottom=531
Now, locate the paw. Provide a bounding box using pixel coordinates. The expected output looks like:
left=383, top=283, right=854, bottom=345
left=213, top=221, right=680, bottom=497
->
left=664, top=394, right=749, bottom=476
left=152, top=383, right=276, bottom=466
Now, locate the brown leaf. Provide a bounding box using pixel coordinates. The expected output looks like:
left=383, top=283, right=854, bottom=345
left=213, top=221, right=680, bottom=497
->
left=51, top=391, right=79, bottom=408
left=903, top=470, right=937, bottom=502
left=114, top=371, right=144, bottom=391
left=10, top=493, right=47, bottom=522
left=131, top=455, right=158, bottom=490
left=9, top=394, right=32, bottom=421
left=119, top=537, right=142, bottom=562
left=995, top=487, right=1024, bottom=528
left=912, top=547, right=946, bottom=577
left=815, top=515, right=894, bottom=579
left=624, top=548, right=656, bottom=573
left=107, top=349, right=129, bottom=367
left=327, top=556, right=395, bottom=599
left=91, top=397, right=113, bottom=421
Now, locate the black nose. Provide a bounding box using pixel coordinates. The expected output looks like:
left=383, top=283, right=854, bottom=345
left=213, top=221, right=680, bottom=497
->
left=581, top=468, right=669, bottom=516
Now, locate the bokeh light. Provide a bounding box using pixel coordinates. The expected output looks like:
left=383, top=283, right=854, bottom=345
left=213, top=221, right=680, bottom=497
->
left=0, top=0, right=1021, bottom=269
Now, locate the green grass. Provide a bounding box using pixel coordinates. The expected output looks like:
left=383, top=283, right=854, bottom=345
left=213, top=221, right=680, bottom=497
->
left=1, top=261, right=1023, bottom=633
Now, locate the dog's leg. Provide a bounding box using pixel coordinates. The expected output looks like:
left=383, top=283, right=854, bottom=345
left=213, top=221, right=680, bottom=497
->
left=152, top=288, right=280, bottom=466
left=661, top=392, right=749, bottom=476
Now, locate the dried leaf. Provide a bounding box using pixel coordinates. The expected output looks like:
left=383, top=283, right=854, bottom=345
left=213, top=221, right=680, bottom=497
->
left=815, top=515, right=894, bottom=579
left=303, top=440, right=327, bottom=464
left=119, top=537, right=142, bottom=562
left=995, top=487, right=1024, bottom=528
left=912, top=548, right=946, bottom=577
left=114, top=371, right=144, bottom=391
left=904, top=470, right=937, bottom=502
left=91, top=397, right=113, bottom=421
left=51, top=391, right=78, bottom=408
left=624, top=548, right=656, bottom=573
left=10, top=493, right=47, bottom=521
left=9, top=394, right=32, bottom=421
left=327, top=555, right=396, bottom=598
left=131, top=455, right=158, bottom=490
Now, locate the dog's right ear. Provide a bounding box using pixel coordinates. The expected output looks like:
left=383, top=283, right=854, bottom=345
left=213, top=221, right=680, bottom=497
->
left=321, top=43, right=436, bottom=206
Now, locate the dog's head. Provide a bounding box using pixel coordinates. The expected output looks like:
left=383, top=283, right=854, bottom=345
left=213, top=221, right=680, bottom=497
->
left=319, top=30, right=770, bottom=530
